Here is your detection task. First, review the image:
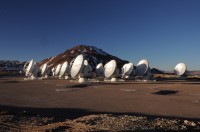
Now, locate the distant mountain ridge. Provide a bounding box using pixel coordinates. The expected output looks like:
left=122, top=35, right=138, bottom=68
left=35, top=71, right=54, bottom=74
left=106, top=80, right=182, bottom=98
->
left=0, top=60, right=25, bottom=71
left=151, top=68, right=165, bottom=74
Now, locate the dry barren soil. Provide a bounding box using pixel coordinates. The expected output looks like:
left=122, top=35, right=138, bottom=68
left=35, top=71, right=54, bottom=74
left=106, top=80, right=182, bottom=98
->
left=0, top=77, right=200, bottom=131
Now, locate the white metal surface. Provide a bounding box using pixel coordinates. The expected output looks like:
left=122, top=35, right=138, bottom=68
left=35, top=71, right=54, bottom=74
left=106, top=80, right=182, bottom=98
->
left=59, top=61, right=69, bottom=77
left=122, top=63, right=134, bottom=76
left=55, top=64, right=62, bottom=76
left=96, top=63, right=104, bottom=75
left=135, top=59, right=149, bottom=76
left=25, top=59, right=35, bottom=76
left=104, top=60, right=117, bottom=78
left=71, top=54, right=84, bottom=78
left=174, top=63, right=187, bottom=76
left=41, top=63, right=48, bottom=76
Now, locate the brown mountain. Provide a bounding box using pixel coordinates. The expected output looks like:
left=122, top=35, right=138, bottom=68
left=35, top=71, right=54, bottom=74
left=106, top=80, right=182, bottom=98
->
left=39, top=45, right=129, bottom=70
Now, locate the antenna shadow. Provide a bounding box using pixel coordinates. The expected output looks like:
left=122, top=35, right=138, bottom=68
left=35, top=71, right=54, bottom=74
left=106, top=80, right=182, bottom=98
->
left=152, top=90, right=179, bottom=95
left=0, top=104, right=199, bottom=122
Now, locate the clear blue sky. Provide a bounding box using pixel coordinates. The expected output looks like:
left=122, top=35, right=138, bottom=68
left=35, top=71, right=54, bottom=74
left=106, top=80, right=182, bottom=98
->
left=1, top=0, right=200, bottom=70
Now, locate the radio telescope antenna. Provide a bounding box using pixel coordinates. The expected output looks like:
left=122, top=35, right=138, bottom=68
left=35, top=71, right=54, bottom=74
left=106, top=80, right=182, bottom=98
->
left=59, top=61, right=70, bottom=79
left=71, top=54, right=84, bottom=78
left=71, top=54, right=94, bottom=83
left=23, top=61, right=29, bottom=73
left=135, top=59, right=152, bottom=80
left=51, top=67, right=56, bottom=76
left=24, top=59, right=39, bottom=80
left=96, top=63, right=104, bottom=76
left=71, top=54, right=87, bottom=83
left=135, top=59, right=149, bottom=76
left=41, top=63, right=48, bottom=75
left=82, top=60, right=92, bottom=78
left=174, top=63, right=187, bottom=76
left=121, top=62, right=134, bottom=79
left=54, top=64, right=62, bottom=76
left=25, top=59, right=34, bottom=77
left=104, top=60, right=118, bottom=82
left=40, top=63, right=49, bottom=79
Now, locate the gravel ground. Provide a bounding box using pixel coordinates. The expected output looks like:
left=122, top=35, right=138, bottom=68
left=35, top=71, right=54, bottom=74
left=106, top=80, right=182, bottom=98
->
left=0, top=111, right=200, bottom=132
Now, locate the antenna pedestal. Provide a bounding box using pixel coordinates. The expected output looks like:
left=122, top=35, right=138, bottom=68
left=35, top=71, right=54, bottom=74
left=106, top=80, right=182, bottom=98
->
left=122, top=75, right=130, bottom=79
left=65, top=75, right=71, bottom=80
left=41, top=74, right=49, bottom=79
left=142, top=71, right=152, bottom=80
left=24, top=75, right=38, bottom=80
left=79, top=77, right=87, bottom=83
left=111, top=77, right=117, bottom=82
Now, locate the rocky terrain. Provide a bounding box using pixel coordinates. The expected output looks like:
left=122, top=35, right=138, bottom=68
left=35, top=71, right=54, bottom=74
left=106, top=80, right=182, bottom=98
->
left=1, top=111, right=200, bottom=131
left=1, top=76, right=200, bottom=131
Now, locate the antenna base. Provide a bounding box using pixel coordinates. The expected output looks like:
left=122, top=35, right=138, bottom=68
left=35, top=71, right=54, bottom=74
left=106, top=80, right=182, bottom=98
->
left=111, top=78, right=117, bottom=82
left=79, top=77, right=87, bottom=83
left=65, top=76, right=71, bottom=80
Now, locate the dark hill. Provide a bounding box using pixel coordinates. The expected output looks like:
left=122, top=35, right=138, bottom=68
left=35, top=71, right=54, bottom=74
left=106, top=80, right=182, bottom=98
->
left=39, top=45, right=129, bottom=70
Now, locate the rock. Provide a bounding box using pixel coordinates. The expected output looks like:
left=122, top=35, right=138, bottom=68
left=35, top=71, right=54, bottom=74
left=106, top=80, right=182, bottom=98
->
left=180, top=125, right=187, bottom=130
left=191, top=122, right=196, bottom=127
left=184, top=120, right=189, bottom=125
left=0, top=111, right=200, bottom=131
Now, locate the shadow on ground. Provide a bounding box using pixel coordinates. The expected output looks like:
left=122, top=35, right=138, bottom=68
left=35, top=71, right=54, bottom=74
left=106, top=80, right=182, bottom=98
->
left=152, top=90, right=179, bottom=95
left=0, top=104, right=199, bottom=122
left=2, top=81, right=19, bottom=83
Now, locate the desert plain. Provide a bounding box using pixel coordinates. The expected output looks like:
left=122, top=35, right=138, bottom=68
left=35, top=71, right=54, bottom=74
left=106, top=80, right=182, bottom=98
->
left=0, top=76, right=200, bottom=131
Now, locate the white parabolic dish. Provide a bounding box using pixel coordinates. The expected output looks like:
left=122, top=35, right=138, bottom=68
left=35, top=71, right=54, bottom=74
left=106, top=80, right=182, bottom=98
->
left=135, top=59, right=149, bottom=76
left=96, top=63, right=104, bottom=75
left=174, top=63, right=187, bottom=76
left=71, top=54, right=84, bottom=78
left=41, top=63, right=48, bottom=76
left=25, top=59, right=35, bottom=76
left=55, top=64, right=62, bottom=76
left=122, top=63, right=134, bottom=76
left=59, top=61, right=68, bottom=77
left=104, top=60, right=117, bottom=78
